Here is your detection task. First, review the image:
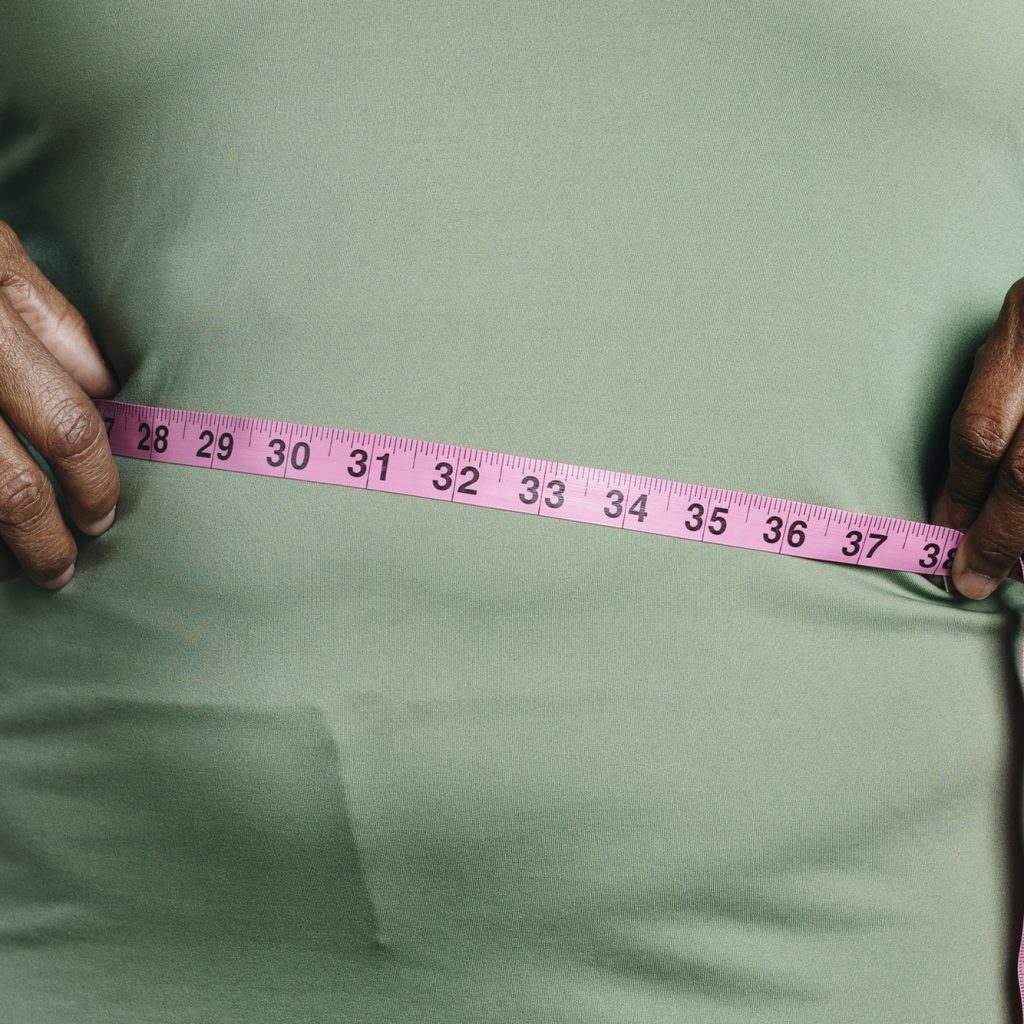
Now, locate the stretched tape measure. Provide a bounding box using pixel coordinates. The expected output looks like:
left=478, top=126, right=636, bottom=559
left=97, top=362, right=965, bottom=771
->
left=92, top=397, right=1024, bottom=1005
left=94, top=398, right=1019, bottom=587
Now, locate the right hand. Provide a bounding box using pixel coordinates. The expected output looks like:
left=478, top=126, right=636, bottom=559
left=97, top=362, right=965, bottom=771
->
left=0, top=219, right=120, bottom=589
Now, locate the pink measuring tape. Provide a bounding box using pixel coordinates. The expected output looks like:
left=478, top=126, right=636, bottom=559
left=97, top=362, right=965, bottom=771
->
left=92, top=397, right=1024, bottom=1004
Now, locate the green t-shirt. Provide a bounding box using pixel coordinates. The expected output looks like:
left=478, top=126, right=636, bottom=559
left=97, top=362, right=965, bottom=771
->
left=2, top=3, right=1024, bottom=1021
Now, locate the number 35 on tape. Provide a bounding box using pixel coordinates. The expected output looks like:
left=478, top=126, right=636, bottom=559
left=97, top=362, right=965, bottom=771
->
left=92, top=398, right=1023, bottom=588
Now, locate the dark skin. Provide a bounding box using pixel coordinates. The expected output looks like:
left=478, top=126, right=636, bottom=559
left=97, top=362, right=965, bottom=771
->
left=0, top=215, right=1018, bottom=596
left=927, top=276, right=1024, bottom=600
left=0, top=219, right=119, bottom=589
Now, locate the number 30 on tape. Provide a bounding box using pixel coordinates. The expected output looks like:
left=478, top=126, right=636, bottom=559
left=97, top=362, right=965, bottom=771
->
left=92, top=396, right=1024, bottom=1007
left=93, top=398, right=1020, bottom=588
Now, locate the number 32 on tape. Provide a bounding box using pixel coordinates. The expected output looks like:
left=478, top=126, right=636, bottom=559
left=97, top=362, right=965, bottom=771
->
left=92, top=398, right=1022, bottom=588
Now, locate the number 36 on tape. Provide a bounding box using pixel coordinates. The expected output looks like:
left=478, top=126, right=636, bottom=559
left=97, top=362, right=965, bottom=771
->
left=92, top=398, right=1023, bottom=589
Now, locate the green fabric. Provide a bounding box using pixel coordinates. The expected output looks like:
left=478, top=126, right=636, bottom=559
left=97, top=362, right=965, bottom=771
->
left=2, top=3, right=1024, bottom=1021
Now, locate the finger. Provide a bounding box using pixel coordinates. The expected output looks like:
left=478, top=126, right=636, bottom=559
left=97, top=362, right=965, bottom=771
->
left=0, top=219, right=118, bottom=398
left=0, top=410, right=78, bottom=588
left=940, top=284, right=1024, bottom=539
left=949, top=413, right=1024, bottom=600
left=0, top=288, right=120, bottom=535
left=928, top=284, right=1024, bottom=598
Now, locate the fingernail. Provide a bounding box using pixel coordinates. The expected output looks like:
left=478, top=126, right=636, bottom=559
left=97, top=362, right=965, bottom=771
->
left=82, top=505, right=117, bottom=536
left=954, top=569, right=997, bottom=601
left=39, top=562, right=75, bottom=589
left=37, top=565, right=74, bottom=589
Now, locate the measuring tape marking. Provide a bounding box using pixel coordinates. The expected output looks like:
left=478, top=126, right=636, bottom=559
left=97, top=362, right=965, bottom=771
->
left=91, top=397, right=1024, bottom=1000
left=92, top=398, right=1020, bottom=587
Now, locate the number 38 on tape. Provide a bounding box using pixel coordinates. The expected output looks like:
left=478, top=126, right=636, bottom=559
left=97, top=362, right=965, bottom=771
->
left=92, top=398, right=1019, bottom=587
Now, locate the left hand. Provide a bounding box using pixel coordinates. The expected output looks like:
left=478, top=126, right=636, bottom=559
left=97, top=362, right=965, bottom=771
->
left=928, top=277, right=1024, bottom=599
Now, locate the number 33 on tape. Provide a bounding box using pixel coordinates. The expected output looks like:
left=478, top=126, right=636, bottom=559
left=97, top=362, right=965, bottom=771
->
left=95, top=397, right=1011, bottom=587
left=93, top=397, right=1024, bottom=1008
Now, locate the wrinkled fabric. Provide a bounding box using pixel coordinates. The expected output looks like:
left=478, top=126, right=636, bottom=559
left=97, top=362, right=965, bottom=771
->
left=2, top=3, right=1024, bottom=1022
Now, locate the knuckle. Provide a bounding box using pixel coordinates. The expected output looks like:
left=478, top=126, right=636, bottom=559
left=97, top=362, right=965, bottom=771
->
left=968, top=533, right=1015, bottom=570
left=950, top=410, right=1009, bottom=472
left=0, top=466, right=52, bottom=530
left=44, top=397, right=106, bottom=464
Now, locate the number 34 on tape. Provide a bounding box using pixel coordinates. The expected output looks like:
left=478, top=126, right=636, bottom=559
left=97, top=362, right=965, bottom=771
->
left=92, top=398, right=1022, bottom=589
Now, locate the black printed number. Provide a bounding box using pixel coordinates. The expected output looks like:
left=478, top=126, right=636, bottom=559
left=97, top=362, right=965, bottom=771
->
left=433, top=461, right=479, bottom=495
left=519, top=476, right=566, bottom=509
left=921, top=544, right=958, bottom=577
left=347, top=449, right=390, bottom=482
left=841, top=530, right=887, bottom=559
left=196, top=429, right=234, bottom=462
left=604, top=489, right=649, bottom=523
left=684, top=502, right=729, bottom=535
left=266, top=438, right=310, bottom=471
left=137, top=422, right=169, bottom=454
left=763, top=515, right=807, bottom=548
left=918, top=543, right=940, bottom=570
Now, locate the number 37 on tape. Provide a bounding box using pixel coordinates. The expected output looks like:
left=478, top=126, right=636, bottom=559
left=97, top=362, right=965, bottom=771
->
left=94, top=398, right=1004, bottom=585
